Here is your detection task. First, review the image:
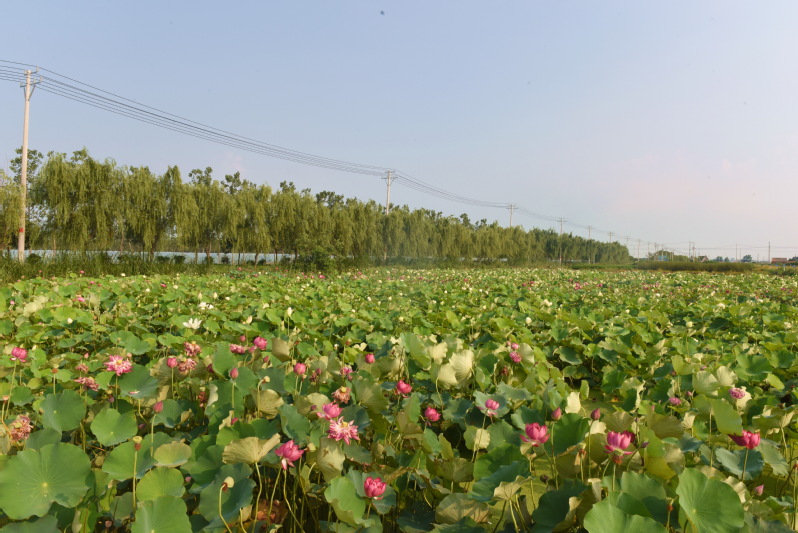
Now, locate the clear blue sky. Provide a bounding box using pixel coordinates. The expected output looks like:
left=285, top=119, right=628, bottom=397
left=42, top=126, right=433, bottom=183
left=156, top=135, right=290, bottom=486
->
left=2, top=2, right=797, bottom=260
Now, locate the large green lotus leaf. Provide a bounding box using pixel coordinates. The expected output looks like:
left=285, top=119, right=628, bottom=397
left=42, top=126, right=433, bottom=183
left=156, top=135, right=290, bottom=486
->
left=353, top=380, right=389, bottom=415
left=136, top=468, right=186, bottom=502
left=583, top=500, right=667, bottom=533
left=550, top=413, right=591, bottom=456
left=435, top=493, right=490, bottom=525
left=470, top=461, right=528, bottom=503
left=759, top=441, right=789, bottom=477
left=91, top=407, right=138, bottom=446
left=270, top=338, right=291, bottom=362
left=473, top=443, right=525, bottom=480
left=197, top=463, right=255, bottom=527
left=693, top=371, right=720, bottom=395
left=676, top=468, right=744, bottom=533
left=152, top=399, right=184, bottom=428
left=41, top=389, right=86, bottom=432
left=619, top=471, right=669, bottom=523
left=222, top=435, right=281, bottom=465
left=0, top=515, right=59, bottom=532
left=25, top=428, right=62, bottom=451
left=279, top=404, right=310, bottom=441
left=153, top=442, right=192, bottom=467
left=324, top=476, right=366, bottom=526
left=131, top=495, right=191, bottom=533
left=102, top=433, right=172, bottom=480
left=119, top=365, right=159, bottom=399
left=530, top=479, right=587, bottom=533
left=0, top=443, right=91, bottom=519
left=715, top=448, right=764, bottom=481
left=693, top=397, right=743, bottom=436
left=212, top=342, right=236, bottom=376
left=315, top=437, right=346, bottom=482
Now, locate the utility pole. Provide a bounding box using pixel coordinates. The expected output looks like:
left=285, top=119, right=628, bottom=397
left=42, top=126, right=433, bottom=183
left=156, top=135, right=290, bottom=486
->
left=637, top=239, right=640, bottom=261
left=558, top=217, right=564, bottom=264
left=506, top=204, right=517, bottom=228
left=383, top=170, right=395, bottom=215
left=17, top=69, right=40, bottom=263
left=768, top=241, right=771, bottom=264
left=608, top=232, right=613, bottom=243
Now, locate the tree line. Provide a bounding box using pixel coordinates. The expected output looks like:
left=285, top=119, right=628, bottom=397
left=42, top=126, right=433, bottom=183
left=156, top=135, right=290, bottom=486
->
left=0, top=148, right=632, bottom=265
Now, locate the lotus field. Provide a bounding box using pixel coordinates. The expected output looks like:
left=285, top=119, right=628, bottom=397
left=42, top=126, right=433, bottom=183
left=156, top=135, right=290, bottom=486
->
left=1, top=268, right=798, bottom=532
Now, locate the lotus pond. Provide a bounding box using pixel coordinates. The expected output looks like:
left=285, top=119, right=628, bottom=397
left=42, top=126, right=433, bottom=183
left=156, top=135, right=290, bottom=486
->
left=0, top=268, right=797, bottom=532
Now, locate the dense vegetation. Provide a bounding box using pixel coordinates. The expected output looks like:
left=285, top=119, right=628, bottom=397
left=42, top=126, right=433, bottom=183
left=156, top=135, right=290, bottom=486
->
left=0, top=267, right=796, bottom=531
left=0, top=149, right=630, bottom=265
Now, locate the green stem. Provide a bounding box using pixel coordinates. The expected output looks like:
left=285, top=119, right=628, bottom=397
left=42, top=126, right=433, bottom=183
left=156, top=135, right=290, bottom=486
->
left=267, top=468, right=282, bottom=529
left=132, top=448, right=138, bottom=508
left=219, top=484, right=234, bottom=533
left=252, top=464, right=264, bottom=531
left=742, top=448, right=750, bottom=482
left=491, top=501, right=507, bottom=533
left=282, top=468, right=301, bottom=526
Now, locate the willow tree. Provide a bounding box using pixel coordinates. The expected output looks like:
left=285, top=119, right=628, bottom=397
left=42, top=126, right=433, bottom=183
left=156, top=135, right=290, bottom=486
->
left=186, top=168, right=232, bottom=261
left=34, top=150, right=123, bottom=252
left=122, top=165, right=186, bottom=258
left=0, top=170, right=21, bottom=254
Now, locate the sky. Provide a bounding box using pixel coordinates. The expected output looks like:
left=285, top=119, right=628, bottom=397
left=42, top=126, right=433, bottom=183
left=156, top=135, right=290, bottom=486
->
left=1, top=1, right=797, bottom=261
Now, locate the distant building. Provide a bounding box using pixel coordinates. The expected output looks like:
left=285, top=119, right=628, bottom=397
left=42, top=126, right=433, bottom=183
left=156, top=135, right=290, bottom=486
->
left=771, top=257, right=789, bottom=264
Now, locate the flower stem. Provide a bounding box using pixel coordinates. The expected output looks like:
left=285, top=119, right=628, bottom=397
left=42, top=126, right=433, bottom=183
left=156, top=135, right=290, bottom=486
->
left=491, top=501, right=507, bottom=533
left=267, top=468, right=282, bottom=528
left=742, top=448, right=750, bottom=482
left=219, top=484, right=234, bottom=533
left=252, top=464, right=264, bottom=529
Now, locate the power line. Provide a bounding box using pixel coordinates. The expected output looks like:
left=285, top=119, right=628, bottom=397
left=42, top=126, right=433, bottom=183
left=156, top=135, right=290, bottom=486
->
left=0, top=60, right=648, bottom=249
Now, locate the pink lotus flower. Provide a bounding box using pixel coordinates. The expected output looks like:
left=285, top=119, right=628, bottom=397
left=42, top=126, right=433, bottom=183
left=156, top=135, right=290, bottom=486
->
left=333, top=386, right=351, bottom=404
left=166, top=357, right=178, bottom=368
left=591, top=408, right=601, bottom=420
left=317, top=402, right=342, bottom=420
left=551, top=407, right=562, bottom=421
left=364, top=476, right=387, bottom=499
left=668, top=397, right=682, bottom=406
left=74, top=376, right=99, bottom=391
left=340, top=366, right=353, bottom=378
left=521, top=423, right=550, bottom=447
left=510, top=342, right=520, bottom=350
left=729, top=388, right=746, bottom=400
left=229, top=344, right=247, bottom=355
left=153, top=401, right=164, bottom=414
left=184, top=341, right=201, bottom=357
left=275, top=440, right=304, bottom=469
left=9, top=415, right=32, bottom=442
left=480, top=398, right=500, bottom=418
left=509, top=351, right=521, bottom=364
left=328, top=417, right=360, bottom=444
left=178, top=358, right=197, bottom=374
left=253, top=337, right=268, bottom=350
left=754, top=484, right=764, bottom=496
left=104, top=355, right=133, bottom=376
left=396, top=380, right=412, bottom=396
left=10, top=347, right=27, bottom=363
left=365, top=353, right=375, bottom=364
left=424, top=407, right=441, bottom=423
left=294, top=362, right=307, bottom=376
left=605, top=431, right=635, bottom=455
left=729, top=430, right=761, bottom=449
left=229, top=367, right=239, bottom=380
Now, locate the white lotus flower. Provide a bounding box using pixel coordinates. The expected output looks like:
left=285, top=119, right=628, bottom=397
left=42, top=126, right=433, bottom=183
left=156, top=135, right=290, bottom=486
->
left=183, top=318, right=202, bottom=330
